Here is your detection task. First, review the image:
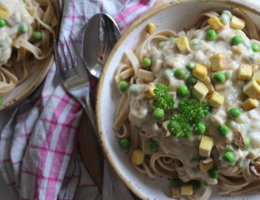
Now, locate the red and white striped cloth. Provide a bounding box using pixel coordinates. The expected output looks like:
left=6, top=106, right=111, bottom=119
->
left=0, top=0, right=156, bottom=199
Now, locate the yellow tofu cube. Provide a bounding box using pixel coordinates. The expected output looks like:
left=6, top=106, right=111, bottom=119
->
left=230, top=16, right=245, bottom=30
left=203, top=77, right=215, bottom=94
left=208, top=16, right=224, bottom=31
left=210, top=53, right=227, bottom=72
left=180, top=184, right=193, bottom=196
left=238, top=64, right=252, bottom=81
left=252, top=71, right=260, bottom=84
left=146, top=23, right=156, bottom=34
left=243, top=80, right=260, bottom=99
left=131, top=149, right=145, bottom=165
left=242, top=98, right=259, bottom=111
left=192, top=81, right=209, bottom=101
left=171, top=187, right=181, bottom=199
left=192, top=64, right=208, bottom=81
left=176, top=36, right=191, bottom=55
left=199, top=158, right=214, bottom=172
left=199, top=136, right=214, bottom=157
left=0, top=9, right=9, bottom=20
left=208, top=91, right=224, bottom=107
left=145, top=83, right=155, bottom=98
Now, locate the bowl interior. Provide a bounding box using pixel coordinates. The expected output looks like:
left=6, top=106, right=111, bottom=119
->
left=97, top=1, right=260, bottom=199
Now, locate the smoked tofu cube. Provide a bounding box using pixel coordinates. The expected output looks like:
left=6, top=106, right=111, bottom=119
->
left=171, top=187, right=181, bottom=199
left=146, top=23, right=156, bottom=34
left=200, top=158, right=214, bottom=172
left=193, top=64, right=208, bottom=81
left=180, top=184, right=193, bottom=196
left=145, top=83, right=155, bottom=98
left=176, top=36, right=191, bottom=55
left=232, top=131, right=246, bottom=149
left=242, top=98, right=259, bottom=111
left=238, top=64, right=252, bottom=81
left=199, top=136, right=214, bottom=157
left=192, top=81, right=209, bottom=101
left=243, top=80, right=260, bottom=99
left=131, top=149, right=145, bottom=165
left=210, top=53, right=227, bottom=72
left=207, top=16, right=224, bottom=31
left=253, top=71, right=260, bottom=84
left=208, top=91, right=224, bottom=107
left=0, top=9, right=9, bottom=20
left=230, top=16, right=245, bottom=30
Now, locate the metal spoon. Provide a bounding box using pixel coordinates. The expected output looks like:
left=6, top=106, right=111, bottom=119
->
left=82, top=14, right=134, bottom=200
left=83, top=13, right=120, bottom=78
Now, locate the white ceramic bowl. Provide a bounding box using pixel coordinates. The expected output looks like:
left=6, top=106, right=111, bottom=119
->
left=97, top=0, right=260, bottom=199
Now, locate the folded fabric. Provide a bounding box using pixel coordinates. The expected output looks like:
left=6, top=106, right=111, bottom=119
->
left=0, top=0, right=156, bottom=199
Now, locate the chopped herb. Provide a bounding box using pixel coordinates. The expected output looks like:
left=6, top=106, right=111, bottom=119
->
left=177, top=99, right=211, bottom=124
left=152, top=83, right=175, bottom=110
left=167, top=114, right=191, bottom=138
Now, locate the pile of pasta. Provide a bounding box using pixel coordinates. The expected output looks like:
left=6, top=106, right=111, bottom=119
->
left=0, top=0, right=57, bottom=97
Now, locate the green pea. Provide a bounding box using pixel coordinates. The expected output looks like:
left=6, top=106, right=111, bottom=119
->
left=170, top=178, right=181, bottom=187
left=190, top=39, right=201, bottom=47
left=158, top=41, right=166, bottom=48
left=186, top=75, right=197, bottom=85
left=231, top=35, right=243, bottom=46
left=220, top=14, right=230, bottom=25
left=177, top=85, right=190, bottom=98
left=0, top=97, right=3, bottom=105
left=236, top=161, right=245, bottom=169
left=33, top=31, right=42, bottom=41
left=142, top=57, right=152, bottom=67
left=251, top=42, right=260, bottom=52
left=18, top=24, right=28, bottom=34
left=186, top=62, right=196, bottom=71
left=174, top=68, right=187, bottom=80
left=225, top=71, right=232, bottom=80
left=224, top=151, right=236, bottom=163
left=206, top=29, right=217, bottom=41
left=208, top=168, right=219, bottom=179
left=229, top=107, right=241, bottom=119
left=164, top=69, right=174, bottom=80
left=152, top=108, right=164, bottom=120
left=196, top=122, right=206, bottom=135
left=191, top=180, right=201, bottom=191
left=148, top=139, right=158, bottom=151
left=245, top=137, right=251, bottom=149
left=218, top=125, right=229, bottom=136
left=0, top=19, right=6, bottom=27
left=119, top=138, right=130, bottom=150
left=213, top=72, right=226, bottom=83
left=222, top=10, right=232, bottom=19
left=118, top=81, right=129, bottom=92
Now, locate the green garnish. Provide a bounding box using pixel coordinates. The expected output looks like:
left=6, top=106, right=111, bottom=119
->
left=245, top=137, right=251, bottom=149
left=119, top=138, right=130, bottom=150
left=177, top=99, right=211, bottom=124
left=208, top=168, right=219, bottom=179
left=152, top=108, right=165, bottom=120
left=167, top=114, right=191, bottom=138
left=224, top=151, right=236, bottom=163
left=142, top=57, right=152, bottom=67
left=152, top=83, right=175, bottom=110
left=148, top=139, right=158, bottom=151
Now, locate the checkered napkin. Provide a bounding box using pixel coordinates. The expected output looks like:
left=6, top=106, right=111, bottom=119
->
left=0, top=0, right=156, bottom=199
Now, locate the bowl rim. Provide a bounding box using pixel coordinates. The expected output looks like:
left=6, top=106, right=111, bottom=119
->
left=96, top=0, right=260, bottom=199
left=0, top=56, right=54, bottom=112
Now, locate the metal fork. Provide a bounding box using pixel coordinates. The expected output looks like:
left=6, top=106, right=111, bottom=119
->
left=53, top=38, right=134, bottom=200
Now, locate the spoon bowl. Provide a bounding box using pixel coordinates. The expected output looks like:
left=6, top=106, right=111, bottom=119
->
left=82, top=13, right=120, bottom=78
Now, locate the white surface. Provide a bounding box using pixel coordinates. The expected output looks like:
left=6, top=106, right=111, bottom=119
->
left=98, top=1, right=260, bottom=200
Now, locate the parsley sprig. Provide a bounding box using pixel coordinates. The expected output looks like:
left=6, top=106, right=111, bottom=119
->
left=167, top=100, right=211, bottom=138
left=152, top=83, right=175, bottom=110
